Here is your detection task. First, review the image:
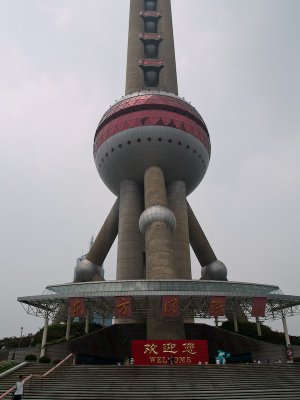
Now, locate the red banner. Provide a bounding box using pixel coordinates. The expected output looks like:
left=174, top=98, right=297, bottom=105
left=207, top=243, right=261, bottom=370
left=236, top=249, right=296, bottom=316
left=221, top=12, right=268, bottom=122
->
left=69, top=297, right=86, bottom=318
left=115, top=296, right=132, bottom=318
left=251, top=297, right=267, bottom=317
left=209, top=296, right=226, bottom=316
left=132, top=340, right=209, bottom=365
left=161, top=295, right=180, bottom=317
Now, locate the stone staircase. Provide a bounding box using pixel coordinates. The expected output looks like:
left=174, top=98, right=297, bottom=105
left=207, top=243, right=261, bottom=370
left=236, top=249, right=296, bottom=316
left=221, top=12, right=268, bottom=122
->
left=0, top=363, right=52, bottom=396
left=1, top=363, right=300, bottom=399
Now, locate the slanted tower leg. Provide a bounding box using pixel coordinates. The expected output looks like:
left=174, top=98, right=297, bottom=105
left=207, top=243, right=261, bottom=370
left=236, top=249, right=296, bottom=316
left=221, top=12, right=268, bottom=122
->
left=74, top=199, right=119, bottom=282
left=186, top=204, right=246, bottom=322
left=140, top=166, right=185, bottom=339
left=187, top=202, right=227, bottom=281
left=187, top=202, right=217, bottom=267
left=86, top=199, right=119, bottom=269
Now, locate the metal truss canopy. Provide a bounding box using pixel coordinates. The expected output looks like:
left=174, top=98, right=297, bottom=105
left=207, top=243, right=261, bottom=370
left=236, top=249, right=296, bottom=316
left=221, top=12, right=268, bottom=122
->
left=18, top=279, right=300, bottom=322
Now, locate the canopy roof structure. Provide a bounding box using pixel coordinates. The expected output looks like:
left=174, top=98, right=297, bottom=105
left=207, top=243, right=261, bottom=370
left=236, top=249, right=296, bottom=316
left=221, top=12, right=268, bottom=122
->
left=18, top=280, right=300, bottom=322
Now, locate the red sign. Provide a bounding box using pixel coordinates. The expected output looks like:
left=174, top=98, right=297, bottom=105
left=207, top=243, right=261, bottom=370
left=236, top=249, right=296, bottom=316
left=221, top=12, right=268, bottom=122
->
left=69, top=297, right=86, bottom=318
left=132, top=340, right=209, bottom=365
left=209, top=296, right=226, bottom=316
left=251, top=297, right=267, bottom=317
left=115, top=296, right=132, bottom=318
left=161, top=296, right=180, bottom=317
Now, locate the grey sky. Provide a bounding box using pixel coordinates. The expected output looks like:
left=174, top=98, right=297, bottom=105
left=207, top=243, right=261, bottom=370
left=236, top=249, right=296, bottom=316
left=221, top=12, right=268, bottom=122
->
left=0, top=0, right=299, bottom=339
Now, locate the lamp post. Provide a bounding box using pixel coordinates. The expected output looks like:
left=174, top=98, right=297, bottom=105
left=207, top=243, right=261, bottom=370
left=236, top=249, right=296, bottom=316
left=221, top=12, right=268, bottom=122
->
left=29, top=333, right=34, bottom=347
left=19, top=326, right=23, bottom=348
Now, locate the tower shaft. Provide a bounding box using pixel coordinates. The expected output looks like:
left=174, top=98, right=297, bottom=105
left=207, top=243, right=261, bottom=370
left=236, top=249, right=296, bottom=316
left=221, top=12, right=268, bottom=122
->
left=126, top=0, right=178, bottom=95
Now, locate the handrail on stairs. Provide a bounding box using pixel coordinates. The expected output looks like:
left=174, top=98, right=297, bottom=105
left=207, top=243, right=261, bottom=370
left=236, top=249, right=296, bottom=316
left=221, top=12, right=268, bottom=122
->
left=0, top=374, right=32, bottom=400
left=0, top=353, right=75, bottom=399
left=33, top=353, right=75, bottom=388
left=43, top=353, right=75, bottom=378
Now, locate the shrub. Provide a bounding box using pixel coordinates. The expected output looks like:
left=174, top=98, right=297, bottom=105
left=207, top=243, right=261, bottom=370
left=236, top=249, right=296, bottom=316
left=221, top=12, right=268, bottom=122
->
left=220, top=321, right=300, bottom=346
left=39, top=356, right=51, bottom=364
left=25, top=354, right=37, bottom=362
left=0, top=322, right=102, bottom=349
left=0, top=335, right=34, bottom=348
left=0, top=361, right=19, bottom=374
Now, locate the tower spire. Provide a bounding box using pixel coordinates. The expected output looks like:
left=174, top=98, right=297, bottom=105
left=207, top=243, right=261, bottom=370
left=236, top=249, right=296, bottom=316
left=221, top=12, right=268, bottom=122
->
left=125, top=0, right=178, bottom=95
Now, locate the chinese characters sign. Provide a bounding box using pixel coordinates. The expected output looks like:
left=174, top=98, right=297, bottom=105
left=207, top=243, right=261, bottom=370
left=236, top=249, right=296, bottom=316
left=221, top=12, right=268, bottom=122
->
left=161, top=296, right=180, bottom=317
left=209, top=296, right=226, bottom=316
left=69, top=297, right=86, bottom=318
left=115, top=296, right=132, bottom=318
left=132, top=340, right=209, bottom=365
left=251, top=297, right=267, bottom=317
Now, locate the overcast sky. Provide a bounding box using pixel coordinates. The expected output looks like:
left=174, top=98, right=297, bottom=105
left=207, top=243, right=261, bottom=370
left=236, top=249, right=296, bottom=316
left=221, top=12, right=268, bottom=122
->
left=0, top=0, right=299, bottom=340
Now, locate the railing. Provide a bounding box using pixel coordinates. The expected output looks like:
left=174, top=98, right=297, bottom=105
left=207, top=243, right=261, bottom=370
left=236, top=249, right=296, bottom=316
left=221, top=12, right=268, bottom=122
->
left=43, top=353, right=75, bottom=378
left=139, top=59, right=164, bottom=67
left=0, top=353, right=75, bottom=399
left=0, top=374, right=32, bottom=400
left=139, top=33, right=162, bottom=41
left=139, top=11, right=161, bottom=18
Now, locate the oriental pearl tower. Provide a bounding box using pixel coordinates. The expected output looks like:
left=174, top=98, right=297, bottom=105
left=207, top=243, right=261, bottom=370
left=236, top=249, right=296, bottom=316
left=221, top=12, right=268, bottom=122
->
left=74, top=0, right=227, bottom=340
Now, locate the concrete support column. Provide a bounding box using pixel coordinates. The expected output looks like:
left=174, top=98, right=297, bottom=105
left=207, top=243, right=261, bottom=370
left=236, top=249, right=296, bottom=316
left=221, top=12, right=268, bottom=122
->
left=40, top=315, right=49, bottom=358
left=256, top=317, right=262, bottom=337
left=142, top=166, right=185, bottom=339
left=282, top=316, right=291, bottom=347
left=167, top=181, right=191, bottom=279
left=66, top=308, right=72, bottom=341
left=144, top=167, right=176, bottom=279
left=117, top=180, right=144, bottom=280
left=116, top=180, right=144, bottom=324
left=85, top=309, right=89, bottom=335
left=234, top=317, right=238, bottom=333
